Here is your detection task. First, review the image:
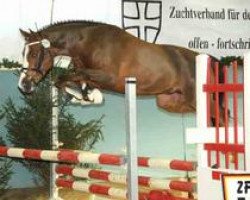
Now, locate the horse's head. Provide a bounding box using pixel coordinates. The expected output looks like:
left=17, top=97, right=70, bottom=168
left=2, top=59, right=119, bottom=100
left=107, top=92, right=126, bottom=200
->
left=18, top=29, right=55, bottom=94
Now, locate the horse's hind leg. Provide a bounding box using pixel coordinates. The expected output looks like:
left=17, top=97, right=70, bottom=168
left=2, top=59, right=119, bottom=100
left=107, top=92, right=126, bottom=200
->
left=156, top=92, right=195, bottom=113
left=156, top=80, right=196, bottom=114
left=209, top=97, right=230, bottom=127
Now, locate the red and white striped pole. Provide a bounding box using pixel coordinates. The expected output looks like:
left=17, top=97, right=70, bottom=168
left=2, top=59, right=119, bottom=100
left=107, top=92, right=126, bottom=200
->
left=0, top=146, right=124, bottom=165
left=56, top=178, right=195, bottom=200
left=138, top=157, right=196, bottom=171
left=56, top=178, right=127, bottom=199
left=0, top=146, right=196, bottom=171
left=56, top=165, right=196, bottom=193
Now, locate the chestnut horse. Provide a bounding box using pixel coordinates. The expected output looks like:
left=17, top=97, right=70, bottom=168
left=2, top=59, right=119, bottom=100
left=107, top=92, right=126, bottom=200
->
left=18, top=20, right=225, bottom=124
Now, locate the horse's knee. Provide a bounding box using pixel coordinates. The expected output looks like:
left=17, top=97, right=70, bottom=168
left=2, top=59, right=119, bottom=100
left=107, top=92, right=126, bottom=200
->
left=156, top=94, right=173, bottom=109
left=156, top=94, right=195, bottom=113
left=54, top=79, right=66, bottom=89
left=210, top=105, right=230, bottom=126
left=156, top=94, right=181, bottom=113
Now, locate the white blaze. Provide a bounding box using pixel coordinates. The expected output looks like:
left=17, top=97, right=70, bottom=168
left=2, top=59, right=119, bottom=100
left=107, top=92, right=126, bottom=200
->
left=18, top=43, right=30, bottom=90
left=18, top=41, right=41, bottom=92
left=23, top=41, right=41, bottom=68
left=18, top=70, right=28, bottom=91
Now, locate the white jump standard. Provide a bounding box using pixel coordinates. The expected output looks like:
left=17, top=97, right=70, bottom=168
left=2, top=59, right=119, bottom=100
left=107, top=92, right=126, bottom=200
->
left=186, top=53, right=250, bottom=200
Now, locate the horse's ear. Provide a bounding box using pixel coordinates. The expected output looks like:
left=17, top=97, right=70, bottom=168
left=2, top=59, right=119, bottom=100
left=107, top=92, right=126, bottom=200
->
left=19, top=29, right=31, bottom=41
left=29, top=29, right=35, bottom=35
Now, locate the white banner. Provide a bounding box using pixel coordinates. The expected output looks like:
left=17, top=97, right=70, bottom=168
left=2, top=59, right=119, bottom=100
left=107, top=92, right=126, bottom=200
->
left=122, top=0, right=250, bottom=57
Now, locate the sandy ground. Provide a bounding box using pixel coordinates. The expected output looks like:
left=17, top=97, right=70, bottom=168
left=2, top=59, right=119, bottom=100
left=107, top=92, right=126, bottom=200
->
left=0, top=187, right=196, bottom=200
left=0, top=188, right=91, bottom=200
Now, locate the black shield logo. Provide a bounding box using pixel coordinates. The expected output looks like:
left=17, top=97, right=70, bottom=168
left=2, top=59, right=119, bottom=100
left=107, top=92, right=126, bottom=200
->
left=122, top=0, right=162, bottom=43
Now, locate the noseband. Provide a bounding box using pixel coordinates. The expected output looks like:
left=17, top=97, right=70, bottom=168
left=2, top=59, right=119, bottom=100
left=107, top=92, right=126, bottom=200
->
left=22, top=39, right=51, bottom=75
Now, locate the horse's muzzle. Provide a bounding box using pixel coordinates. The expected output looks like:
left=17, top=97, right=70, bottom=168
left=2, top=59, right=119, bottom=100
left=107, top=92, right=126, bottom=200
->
left=18, top=72, right=35, bottom=94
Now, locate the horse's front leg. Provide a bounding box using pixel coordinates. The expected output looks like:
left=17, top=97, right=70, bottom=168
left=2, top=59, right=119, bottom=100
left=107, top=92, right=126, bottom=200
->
left=55, top=73, right=103, bottom=105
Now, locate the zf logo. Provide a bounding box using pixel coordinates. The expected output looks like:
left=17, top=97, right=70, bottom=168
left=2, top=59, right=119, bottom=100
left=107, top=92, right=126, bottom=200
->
left=223, top=175, right=250, bottom=200
left=237, top=181, right=250, bottom=200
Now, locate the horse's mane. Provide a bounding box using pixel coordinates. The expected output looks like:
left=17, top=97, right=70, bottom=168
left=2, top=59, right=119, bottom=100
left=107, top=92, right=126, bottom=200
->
left=38, top=20, right=107, bottom=32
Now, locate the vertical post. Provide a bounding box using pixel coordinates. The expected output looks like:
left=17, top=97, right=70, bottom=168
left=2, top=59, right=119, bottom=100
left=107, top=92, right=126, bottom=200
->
left=244, top=52, right=250, bottom=170
left=50, top=0, right=55, bottom=24
left=125, top=77, right=138, bottom=200
left=196, top=54, right=209, bottom=167
left=196, top=54, right=209, bottom=200
left=50, top=85, right=61, bottom=200
left=49, top=1, right=61, bottom=199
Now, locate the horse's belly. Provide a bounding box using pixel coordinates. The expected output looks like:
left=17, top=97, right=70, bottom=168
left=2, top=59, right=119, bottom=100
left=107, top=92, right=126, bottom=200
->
left=112, top=76, right=173, bottom=95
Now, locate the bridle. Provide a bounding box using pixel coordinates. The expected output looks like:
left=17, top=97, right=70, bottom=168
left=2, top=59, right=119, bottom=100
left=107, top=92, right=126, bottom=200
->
left=21, top=39, right=52, bottom=76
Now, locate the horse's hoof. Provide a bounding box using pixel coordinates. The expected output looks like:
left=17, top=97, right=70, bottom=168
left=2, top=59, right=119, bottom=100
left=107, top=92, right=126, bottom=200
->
left=65, top=87, right=83, bottom=100
left=87, top=88, right=103, bottom=104
left=70, top=98, right=89, bottom=105
left=68, top=88, right=104, bottom=106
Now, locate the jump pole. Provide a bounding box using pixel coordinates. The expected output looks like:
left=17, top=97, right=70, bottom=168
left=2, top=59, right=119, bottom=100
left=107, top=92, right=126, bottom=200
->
left=55, top=165, right=196, bottom=193
left=186, top=53, right=250, bottom=199
left=125, top=77, right=138, bottom=200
